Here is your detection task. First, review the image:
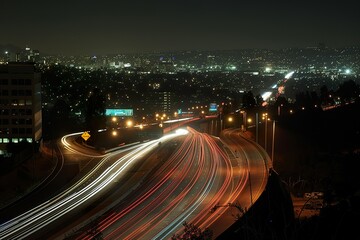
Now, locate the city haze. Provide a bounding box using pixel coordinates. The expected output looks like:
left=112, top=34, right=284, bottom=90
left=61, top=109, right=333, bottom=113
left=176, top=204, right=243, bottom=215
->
left=1, top=0, right=360, bottom=55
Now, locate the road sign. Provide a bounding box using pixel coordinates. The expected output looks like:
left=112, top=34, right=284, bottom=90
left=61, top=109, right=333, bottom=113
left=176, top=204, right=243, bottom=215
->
left=81, top=131, right=91, bottom=141
left=105, top=108, right=133, bottom=116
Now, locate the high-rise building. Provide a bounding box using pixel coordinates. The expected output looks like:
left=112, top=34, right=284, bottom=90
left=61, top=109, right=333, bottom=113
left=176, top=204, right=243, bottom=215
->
left=145, top=91, right=176, bottom=116
left=0, top=62, right=42, bottom=152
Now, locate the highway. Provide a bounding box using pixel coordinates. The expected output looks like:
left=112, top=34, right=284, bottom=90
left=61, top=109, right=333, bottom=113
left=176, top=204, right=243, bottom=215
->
left=0, top=130, right=188, bottom=239
left=220, top=128, right=272, bottom=205
left=0, top=125, right=271, bottom=239
left=72, top=127, right=237, bottom=239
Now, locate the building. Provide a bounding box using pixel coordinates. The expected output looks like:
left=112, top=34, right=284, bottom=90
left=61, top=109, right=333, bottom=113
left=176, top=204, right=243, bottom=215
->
left=0, top=62, right=42, bottom=152
left=146, top=91, right=176, bottom=116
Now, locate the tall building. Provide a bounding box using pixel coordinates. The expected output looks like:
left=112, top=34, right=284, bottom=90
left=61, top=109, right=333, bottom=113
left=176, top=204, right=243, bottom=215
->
left=0, top=62, right=42, bottom=152
left=145, top=91, right=177, bottom=117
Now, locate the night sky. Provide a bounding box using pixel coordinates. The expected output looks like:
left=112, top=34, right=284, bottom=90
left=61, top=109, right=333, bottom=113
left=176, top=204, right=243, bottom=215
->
left=1, top=0, right=359, bottom=55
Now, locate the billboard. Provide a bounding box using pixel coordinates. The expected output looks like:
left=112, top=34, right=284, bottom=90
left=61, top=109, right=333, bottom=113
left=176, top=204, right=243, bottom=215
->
left=209, top=103, right=217, bottom=112
left=105, top=109, right=133, bottom=117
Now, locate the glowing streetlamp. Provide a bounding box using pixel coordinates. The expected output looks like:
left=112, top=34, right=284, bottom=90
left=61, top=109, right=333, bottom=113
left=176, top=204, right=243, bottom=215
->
left=240, top=110, right=247, bottom=131
left=262, top=113, right=269, bottom=151
left=126, top=120, right=133, bottom=128
left=272, top=120, right=276, bottom=163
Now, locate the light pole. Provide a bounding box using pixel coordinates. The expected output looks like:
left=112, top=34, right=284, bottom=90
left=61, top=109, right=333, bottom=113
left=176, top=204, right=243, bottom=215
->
left=265, top=116, right=268, bottom=151
left=255, top=113, right=259, bottom=143
left=271, top=120, right=276, bottom=163
left=227, top=116, right=233, bottom=129
left=262, top=113, right=268, bottom=151
left=240, top=110, right=246, bottom=131
left=219, top=112, right=223, bottom=131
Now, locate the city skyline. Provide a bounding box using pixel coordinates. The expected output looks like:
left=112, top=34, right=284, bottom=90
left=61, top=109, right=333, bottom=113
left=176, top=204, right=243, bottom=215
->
left=1, top=0, right=360, bottom=56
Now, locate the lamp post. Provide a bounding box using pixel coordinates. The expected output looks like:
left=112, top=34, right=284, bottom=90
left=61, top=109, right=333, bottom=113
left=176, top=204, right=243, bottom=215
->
left=227, top=116, right=233, bottom=129
left=265, top=116, right=268, bottom=151
left=271, top=120, right=276, bottom=163
left=262, top=113, right=268, bottom=151
left=240, top=110, right=246, bottom=131
left=220, top=112, right=223, bottom=131
left=255, top=113, right=259, bottom=143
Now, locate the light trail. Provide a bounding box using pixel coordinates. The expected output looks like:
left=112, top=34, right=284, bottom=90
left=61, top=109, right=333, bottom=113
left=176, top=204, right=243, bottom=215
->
left=0, top=130, right=188, bottom=240
left=76, top=127, right=249, bottom=240
left=0, top=125, right=270, bottom=240
left=261, top=71, right=295, bottom=102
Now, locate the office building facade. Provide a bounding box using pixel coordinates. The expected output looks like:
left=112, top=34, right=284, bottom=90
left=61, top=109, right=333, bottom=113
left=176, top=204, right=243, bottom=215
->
left=0, top=62, right=42, bottom=152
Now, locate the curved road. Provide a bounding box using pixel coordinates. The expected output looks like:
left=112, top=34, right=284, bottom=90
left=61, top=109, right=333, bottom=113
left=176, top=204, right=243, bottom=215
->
left=0, top=127, right=271, bottom=239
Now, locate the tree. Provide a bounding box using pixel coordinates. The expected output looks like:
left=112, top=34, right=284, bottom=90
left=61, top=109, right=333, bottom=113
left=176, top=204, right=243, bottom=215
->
left=242, top=91, right=256, bottom=109
left=295, top=91, right=319, bottom=110
left=274, top=95, right=288, bottom=108
left=336, top=80, right=360, bottom=104
left=85, top=88, right=106, bottom=142
left=172, top=221, right=213, bottom=240
left=48, top=99, right=72, bottom=138
left=255, top=94, right=264, bottom=107
left=320, top=85, right=334, bottom=106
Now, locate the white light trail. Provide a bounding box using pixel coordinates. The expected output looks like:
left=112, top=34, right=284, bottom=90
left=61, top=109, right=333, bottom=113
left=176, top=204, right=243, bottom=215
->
left=0, top=130, right=187, bottom=239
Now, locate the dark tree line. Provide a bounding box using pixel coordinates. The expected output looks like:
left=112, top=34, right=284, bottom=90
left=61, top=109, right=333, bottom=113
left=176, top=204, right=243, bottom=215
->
left=241, top=79, right=359, bottom=112
left=84, top=88, right=106, bottom=143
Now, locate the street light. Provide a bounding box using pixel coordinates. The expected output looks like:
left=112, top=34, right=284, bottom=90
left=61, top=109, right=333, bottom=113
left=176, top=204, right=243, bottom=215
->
left=126, top=120, right=133, bottom=128
left=262, top=113, right=269, bottom=152
left=271, top=120, right=276, bottom=163
left=255, top=113, right=259, bottom=143
left=240, top=110, right=246, bottom=131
